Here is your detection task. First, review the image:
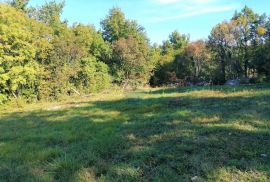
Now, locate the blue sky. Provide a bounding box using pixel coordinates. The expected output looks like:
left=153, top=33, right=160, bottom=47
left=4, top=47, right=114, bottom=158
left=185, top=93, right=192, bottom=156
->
left=27, top=0, right=270, bottom=44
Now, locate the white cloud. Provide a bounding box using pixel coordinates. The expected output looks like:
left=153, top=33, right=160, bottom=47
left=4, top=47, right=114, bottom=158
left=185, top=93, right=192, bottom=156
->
left=147, top=0, right=238, bottom=23
left=148, top=5, right=236, bottom=22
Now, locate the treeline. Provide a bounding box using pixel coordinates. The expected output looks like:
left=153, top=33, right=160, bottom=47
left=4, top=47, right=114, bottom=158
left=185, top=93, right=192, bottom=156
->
left=152, top=7, right=270, bottom=85
left=0, top=0, right=270, bottom=103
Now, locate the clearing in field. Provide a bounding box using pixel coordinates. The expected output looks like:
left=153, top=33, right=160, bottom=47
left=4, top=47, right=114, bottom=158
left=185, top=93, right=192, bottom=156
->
left=0, top=85, right=270, bottom=181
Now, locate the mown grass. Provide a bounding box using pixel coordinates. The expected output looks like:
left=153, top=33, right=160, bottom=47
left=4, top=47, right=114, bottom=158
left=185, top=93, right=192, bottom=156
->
left=0, top=85, right=270, bottom=182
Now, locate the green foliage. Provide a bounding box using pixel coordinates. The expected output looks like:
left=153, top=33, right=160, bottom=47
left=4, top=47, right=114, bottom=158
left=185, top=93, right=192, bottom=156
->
left=101, top=8, right=154, bottom=88
left=0, top=93, right=7, bottom=104
left=101, top=8, right=127, bottom=43
left=206, top=6, right=270, bottom=84
left=0, top=3, right=112, bottom=102
left=1, top=2, right=270, bottom=102
left=153, top=6, right=270, bottom=86
left=35, top=0, right=65, bottom=26
left=208, top=21, right=235, bottom=84
left=0, top=4, right=39, bottom=98
left=75, top=57, right=111, bottom=93
left=72, top=24, right=111, bottom=62
left=169, top=30, right=189, bottom=50
left=1, top=2, right=270, bottom=180
left=9, top=0, right=29, bottom=11
left=254, top=41, right=270, bottom=79
left=111, top=36, right=154, bottom=87
left=101, top=8, right=146, bottom=43
left=151, top=31, right=190, bottom=86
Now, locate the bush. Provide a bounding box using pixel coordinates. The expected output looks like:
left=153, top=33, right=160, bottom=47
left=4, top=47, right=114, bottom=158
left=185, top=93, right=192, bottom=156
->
left=253, top=74, right=268, bottom=84
left=76, top=57, right=111, bottom=94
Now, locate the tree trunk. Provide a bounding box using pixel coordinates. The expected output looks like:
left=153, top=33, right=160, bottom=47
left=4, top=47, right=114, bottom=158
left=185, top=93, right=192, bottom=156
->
left=221, top=59, right=226, bottom=84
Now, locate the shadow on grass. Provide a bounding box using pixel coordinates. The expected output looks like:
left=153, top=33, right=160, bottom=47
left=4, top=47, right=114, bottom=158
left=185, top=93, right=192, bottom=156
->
left=147, top=84, right=270, bottom=95
left=0, top=86, right=270, bottom=181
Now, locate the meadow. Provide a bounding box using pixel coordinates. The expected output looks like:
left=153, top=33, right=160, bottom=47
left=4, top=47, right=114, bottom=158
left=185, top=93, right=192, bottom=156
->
left=0, top=85, right=270, bottom=182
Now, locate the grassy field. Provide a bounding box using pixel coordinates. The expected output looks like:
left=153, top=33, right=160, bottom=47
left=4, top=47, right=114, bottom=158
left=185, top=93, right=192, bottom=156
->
left=0, top=85, right=270, bottom=182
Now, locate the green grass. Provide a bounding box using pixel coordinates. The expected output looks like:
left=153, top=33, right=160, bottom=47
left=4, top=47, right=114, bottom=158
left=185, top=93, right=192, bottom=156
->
left=0, top=85, right=270, bottom=182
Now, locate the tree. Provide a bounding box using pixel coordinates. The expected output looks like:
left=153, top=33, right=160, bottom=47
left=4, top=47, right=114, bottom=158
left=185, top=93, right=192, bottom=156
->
left=151, top=31, right=189, bottom=86
left=233, top=6, right=258, bottom=78
left=31, top=2, right=112, bottom=99
left=72, top=24, right=111, bottom=63
left=169, top=31, right=189, bottom=50
left=101, top=8, right=146, bottom=43
left=101, top=8, right=126, bottom=43
left=208, top=21, right=236, bottom=83
left=101, top=8, right=153, bottom=87
left=185, top=40, right=211, bottom=81
left=35, top=1, right=64, bottom=26
left=112, top=36, right=154, bottom=87
left=2, top=2, right=270, bottom=104
left=254, top=41, right=270, bottom=81
left=0, top=4, right=40, bottom=100
left=9, top=0, right=29, bottom=11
